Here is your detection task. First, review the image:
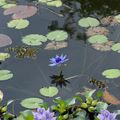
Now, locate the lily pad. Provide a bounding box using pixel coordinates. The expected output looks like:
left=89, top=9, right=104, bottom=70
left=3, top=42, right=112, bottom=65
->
left=0, top=53, right=10, bottom=61
left=102, top=69, right=120, bottom=79
left=78, top=17, right=100, bottom=28
left=2, top=4, right=16, bottom=9
left=4, top=5, right=37, bottom=19
left=115, top=14, right=120, bottom=23
left=0, top=70, right=13, bottom=81
left=95, top=102, right=108, bottom=112
left=0, top=34, right=12, bottom=47
left=20, top=98, right=43, bottom=109
left=22, top=34, right=47, bottom=46
left=39, top=86, right=58, bottom=97
left=7, top=19, right=29, bottom=29
left=88, top=35, right=108, bottom=44
left=112, top=43, right=120, bottom=53
left=47, top=30, right=68, bottom=41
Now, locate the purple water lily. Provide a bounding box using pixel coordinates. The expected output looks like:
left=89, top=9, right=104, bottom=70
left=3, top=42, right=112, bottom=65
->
left=97, top=110, right=117, bottom=120
left=32, top=108, right=56, bottom=120
left=49, top=54, right=69, bottom=66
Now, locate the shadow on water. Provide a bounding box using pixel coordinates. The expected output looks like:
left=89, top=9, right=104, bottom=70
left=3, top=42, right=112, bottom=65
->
left=0, top=0, right=120, bottom=118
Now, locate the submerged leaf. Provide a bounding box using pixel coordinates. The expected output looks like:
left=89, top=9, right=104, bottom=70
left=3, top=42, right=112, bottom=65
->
left=0, top=70, right=13, bottom=81
left=47, top=30, right=68, bottom=41
left=86, top=27, right=109, bottom=37
left=92, top=41, right=114, bottom=52
left=88, top=35, right=108, bottom=44
left=78, top=17, right=100, bottom=27
left=44, top=41, right=68, bottom=50
left=102, top=69, right=120, bottom=79
left=103, top=90, right=120, bottom=105
left=4, top=5, right=37, bottom=19
left=20, top=98, right=43, bottom=109
left=0, top=34, right=12, bottom=47
left=22, top=34, right=47, bottom=46
left=39, top=86, right=58, bottom=97
left=7, top=19, right=29, bottom=29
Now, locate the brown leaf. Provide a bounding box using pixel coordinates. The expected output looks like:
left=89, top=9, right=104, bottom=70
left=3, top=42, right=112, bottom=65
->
left=103, top=90, right=120, bottom=105
left=0, top=34, right=12, bottom=47
left=4, top=5, right=37, bottom=19
left=44, top=41, right=68, bottom=50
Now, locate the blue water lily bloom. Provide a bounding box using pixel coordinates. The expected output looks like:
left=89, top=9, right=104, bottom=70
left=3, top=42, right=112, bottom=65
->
left=97, top=110, right=117, bottom=120
left=49, top=54, right=69, bottom=66
left=32, top=108, right=56, bottom=120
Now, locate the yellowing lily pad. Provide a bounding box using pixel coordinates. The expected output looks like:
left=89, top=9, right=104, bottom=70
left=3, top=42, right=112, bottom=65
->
left=78, top=17, right=100, bottom=27
left=22, top=34, right=47, bottom=46
left=102, top=69, right=120, bottom=79
left=20, top=98, right=43, bottom=109
left=47, top=30, right=68, bottom=41
left=0, top=70, right=13, bottom=81
left=88, top=35, right=108, bottom=44
left=112, top=43, right=120, bottom=53
left=39, top=86, right=58, bottom=97
left=0, top=53, right=10, bottom=61
left=7, top=19, right=29, bottom=29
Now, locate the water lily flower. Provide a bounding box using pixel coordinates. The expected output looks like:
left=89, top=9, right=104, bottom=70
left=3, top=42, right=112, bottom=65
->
left=49, top=54, right=69, bottom=66
left=32, top=108, right=56, bottom=120
left=97, top=110, right=117, bottom=120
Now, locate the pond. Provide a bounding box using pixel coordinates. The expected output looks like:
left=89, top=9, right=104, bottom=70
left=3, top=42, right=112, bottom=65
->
left=0, top=0, right=120, bottom=120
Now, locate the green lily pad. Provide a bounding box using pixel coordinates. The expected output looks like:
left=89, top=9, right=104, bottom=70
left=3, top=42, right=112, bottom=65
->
left=20, top=98, right=43, bottom=109
left=0, top=70, right=13, bottom=81
left=7, top=19, right=29, bottom=29
left=39, top=86, right=58, bottom=97
left=2, top=4, right=16, bottom=9
left=0, top=0, right=7, bottom=6
left=47, top=30, right=68, bottom=41
left=88, top=35, right=108, bottom=44
left=115, top=14, right=120, bottom=23
left=0, top=53, right=10, bottom=61
left=38, top=0, right=62, bottom=7
left=102, top=69, right=120, bottom=79
left=112, top=43, right=120, bottom=53
left=22, top=34, right=47, bottom=46
left=78, top=17, right=100, bottom=27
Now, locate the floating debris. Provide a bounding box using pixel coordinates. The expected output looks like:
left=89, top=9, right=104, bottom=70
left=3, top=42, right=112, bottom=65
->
left=45, top=41, right=68, bottom=50
left=5, top=46, right=39, bottom=59
left=101, top=16, right=118, bottom=26
left=103, top=90, right=120, bottom=105
left=91, top=41, right=114, bottom=52
left=89, top=78, right=106, bottom=89
left=86, top=27, right=109, bottom=37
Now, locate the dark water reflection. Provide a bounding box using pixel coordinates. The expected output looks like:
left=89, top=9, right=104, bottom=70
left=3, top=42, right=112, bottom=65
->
left=0, top=0, right=120, bottom=117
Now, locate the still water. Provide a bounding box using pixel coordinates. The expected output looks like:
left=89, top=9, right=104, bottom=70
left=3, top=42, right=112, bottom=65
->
left=0, top=0, right=120, bottom=117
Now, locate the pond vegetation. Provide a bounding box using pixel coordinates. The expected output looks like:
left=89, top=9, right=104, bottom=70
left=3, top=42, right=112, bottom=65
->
left=0, top=0, right=120, bottom=120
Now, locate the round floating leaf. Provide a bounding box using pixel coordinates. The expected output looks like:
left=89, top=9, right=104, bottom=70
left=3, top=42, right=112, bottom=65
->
left=0, top=70, right=13, bottom=81
left=22, top=34, right=47, bottom=46
left=47, top=30, right=68, bottom=41
left=40, top=86, right=58, bottom=97
left=0, top=34, right=12, bottom=47
left=78, top=17, right=100, bottom=27
left=112, top=43, right=120, bottom=53
left=7, top=19, right=29, bottom=29
left=4, top=5, right=37, bottom=19
left=0, top=53, right=10, bottom=61
left=88, top=35, right=108, bottom=44
left=102, top=69, right=120, bottom=79
left=20, top=98, right=43, bottom=109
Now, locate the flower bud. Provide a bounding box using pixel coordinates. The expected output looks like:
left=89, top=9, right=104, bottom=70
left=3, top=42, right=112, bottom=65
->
left=91, top=100, right=98, bottom=106
left=88, top=106, right=95, bottom=112
left=86, top=97, right=93, bottom=105
left=81, top=103, right=88, bottom=109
